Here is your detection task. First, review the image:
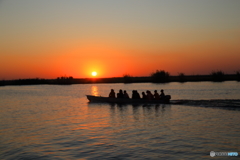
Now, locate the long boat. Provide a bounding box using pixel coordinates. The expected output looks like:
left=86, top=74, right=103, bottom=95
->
left=86, top=95, right=171, bottom=104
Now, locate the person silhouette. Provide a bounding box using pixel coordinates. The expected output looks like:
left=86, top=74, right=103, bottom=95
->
left=109, top=89, right=116, bottom=98
left=132, top=90, right=140, bottom=99
left=160, top=89, right=165, bottom=99
left=123, top=90, right=130, bottom=99
left=146, top=90, right=154, bottom=100
left=117, top=89, right=124, bottom=98
left=154, top=90, right=160, bottom=100
left=142, top=92, right=147, bottom=99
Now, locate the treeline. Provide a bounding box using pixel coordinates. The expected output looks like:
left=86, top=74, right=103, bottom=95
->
left=149, top=70, right=240, bottom=83
left=123, top=70, right=240, bottom=83
left=0, top=76, right=82, bottom=86
left=0, top=70, right=240, bottom=86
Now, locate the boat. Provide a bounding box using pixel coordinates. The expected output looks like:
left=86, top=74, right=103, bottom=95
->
left=86, top=95, right=171, bottom=104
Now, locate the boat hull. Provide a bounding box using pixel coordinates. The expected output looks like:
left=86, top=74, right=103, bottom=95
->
left=86, top=95, right=171, bottom=104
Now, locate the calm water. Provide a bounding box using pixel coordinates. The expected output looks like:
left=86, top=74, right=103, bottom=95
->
left=0, top=81, right=240, bottom=159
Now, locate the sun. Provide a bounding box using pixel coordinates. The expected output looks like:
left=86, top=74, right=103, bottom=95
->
left=91, top=71, right=97, bottom=77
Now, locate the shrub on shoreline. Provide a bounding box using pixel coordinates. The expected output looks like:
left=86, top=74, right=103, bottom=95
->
left=151, top=70, right=170, bottom=83
left=211, top=71, right=225, bottom=82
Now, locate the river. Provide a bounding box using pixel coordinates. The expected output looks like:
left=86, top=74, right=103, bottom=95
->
left=0, top=81, right=240, bottom=159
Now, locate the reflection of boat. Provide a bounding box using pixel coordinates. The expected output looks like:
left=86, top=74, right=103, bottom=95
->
left=86, top=95, right=171, bottom=104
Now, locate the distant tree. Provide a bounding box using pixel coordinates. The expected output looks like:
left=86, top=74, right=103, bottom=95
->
left=178, top=73, right=186, bottom=82
left=123, top=74, right=133, bottom=83
left=211, top=70, right=225, bottom=82
left=151, top=70, right=170, bottom=83
left=0, top=80, right=5, bottom=86
left=236, top=71, right=240, bottom=81
left=56, top=76, right=74, bottom=84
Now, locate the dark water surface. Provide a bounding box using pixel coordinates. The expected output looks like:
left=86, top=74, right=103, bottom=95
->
left=0, top=82, right=240, bottom=159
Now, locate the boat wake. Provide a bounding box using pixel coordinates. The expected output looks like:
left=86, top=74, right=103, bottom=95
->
left=172, top=99, right=240, bottom=110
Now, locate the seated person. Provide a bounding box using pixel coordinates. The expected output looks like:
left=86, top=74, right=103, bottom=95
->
left=160, top=89, right=165, bottom=99
left=142, top=92, right=147, bottom=99
left=154, top=90, right=160, bottom=100
left=109, top=89, right=116, bottom=98
left=135, top=90, right=141, bottom=99
left=146, top=90, right=154, bottom=100
left=117, top=89, right=124, bottom=98
left=123, top=90, right=130, bottom=99
left=132, top=90, right=141, bottom=99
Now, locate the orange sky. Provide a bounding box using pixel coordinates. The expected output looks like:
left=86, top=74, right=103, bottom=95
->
left=0, top=1, right=240, bottom=79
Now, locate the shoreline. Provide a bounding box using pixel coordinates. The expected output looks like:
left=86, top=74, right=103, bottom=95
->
left=0, top=74, right=239, bottom=86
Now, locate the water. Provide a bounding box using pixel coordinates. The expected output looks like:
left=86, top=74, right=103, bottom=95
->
left=0, top=81, right=240, bottom=159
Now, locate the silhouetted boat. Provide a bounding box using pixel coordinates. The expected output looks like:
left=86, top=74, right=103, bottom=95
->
left=86, top=95, right=171, bottom=104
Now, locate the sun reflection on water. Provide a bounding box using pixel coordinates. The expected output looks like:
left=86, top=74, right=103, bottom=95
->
left=91, top=86, right=99, bottom=96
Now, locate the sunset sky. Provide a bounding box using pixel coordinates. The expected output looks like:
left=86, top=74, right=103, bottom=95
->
left=1, top=0, right=240, bottom=79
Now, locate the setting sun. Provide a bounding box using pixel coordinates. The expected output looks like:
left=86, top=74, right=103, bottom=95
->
left=91, top=71, right=97, bottom=77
